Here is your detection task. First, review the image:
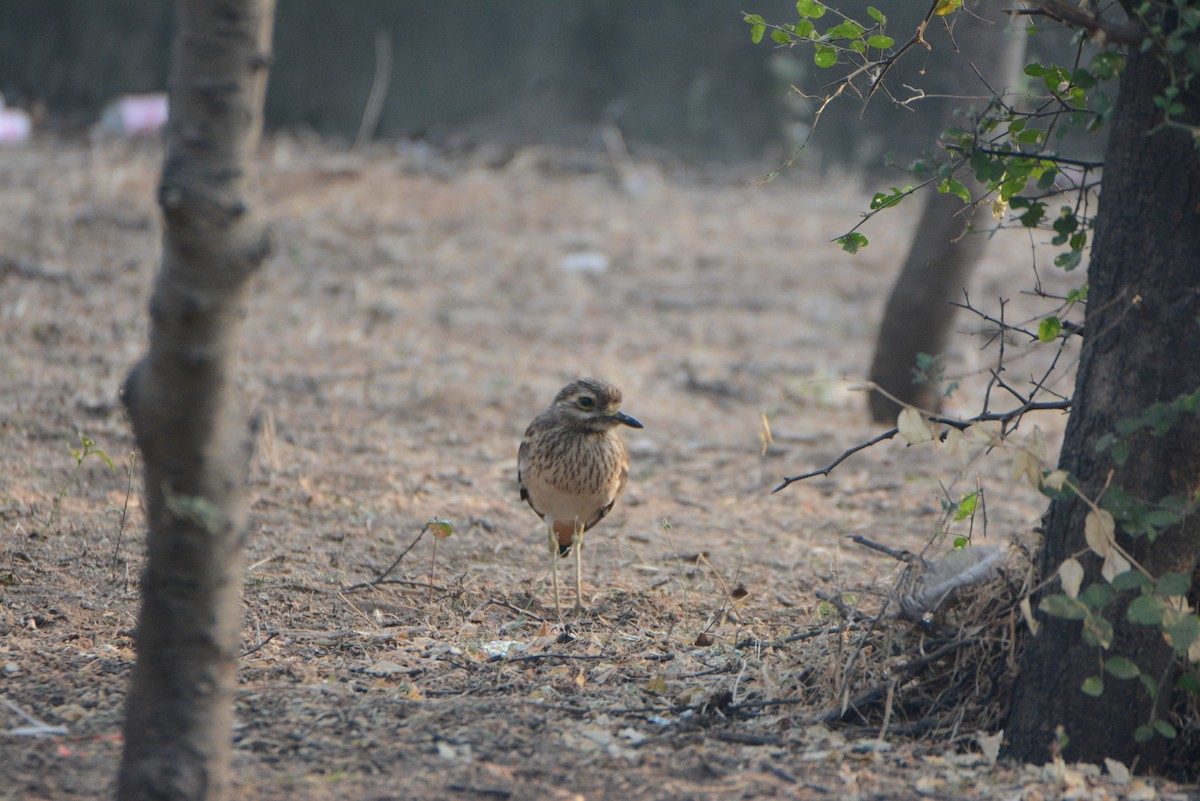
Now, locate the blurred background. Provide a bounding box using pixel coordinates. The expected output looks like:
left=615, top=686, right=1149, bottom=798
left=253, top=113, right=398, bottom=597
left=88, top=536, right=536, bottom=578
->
left=0, top=0, right=1078, bottom=168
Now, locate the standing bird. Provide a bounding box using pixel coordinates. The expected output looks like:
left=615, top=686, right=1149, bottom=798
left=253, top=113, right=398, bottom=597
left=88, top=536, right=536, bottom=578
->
left=518, top=378, right=643, bottom=617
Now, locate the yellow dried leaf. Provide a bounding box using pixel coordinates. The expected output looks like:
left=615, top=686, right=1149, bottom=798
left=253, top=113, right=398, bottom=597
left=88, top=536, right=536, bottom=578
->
left=759, top=411, right=773, bottom=456
left=1011, top=448, right=1040, bottom=489
left=1101, top=548, right=1131, bottom=584
left=1058, top=558, right=1084, bottom=599
left=1043, top=469, right=1069, bottom=491
left=1084, top=509, right=1115, bottom=557
left=933, top=0, right=962, bottom=15
left=943, top=427, right=971, bottom=466
left=1020, top=596, right=1039, bottom=634
left=897, top=407, right=934, bottom=444
left=964, top=420, right=1001, bottom=446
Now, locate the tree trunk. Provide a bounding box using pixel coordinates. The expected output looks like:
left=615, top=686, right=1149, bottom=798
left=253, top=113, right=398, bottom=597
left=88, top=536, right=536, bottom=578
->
left=117, top=2, right=275, bottom=799
left=867, top=3, right=1026, bottom=421
left=1005, top=45, right=1200, bottom=769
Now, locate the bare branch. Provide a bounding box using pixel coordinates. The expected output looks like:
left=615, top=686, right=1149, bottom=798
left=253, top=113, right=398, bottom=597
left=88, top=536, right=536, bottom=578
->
left=1019, top=1, right=1145, bottom=46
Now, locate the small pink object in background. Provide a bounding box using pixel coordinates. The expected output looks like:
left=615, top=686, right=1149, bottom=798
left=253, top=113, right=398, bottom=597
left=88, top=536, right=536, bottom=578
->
left=97, top=93, right=169, bottom=137
left=0, top=96, right=31, bottom=144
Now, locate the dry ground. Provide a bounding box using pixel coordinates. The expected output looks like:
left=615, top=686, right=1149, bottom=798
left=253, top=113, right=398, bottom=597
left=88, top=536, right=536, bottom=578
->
left=1, top=136, right=1186, bottom=799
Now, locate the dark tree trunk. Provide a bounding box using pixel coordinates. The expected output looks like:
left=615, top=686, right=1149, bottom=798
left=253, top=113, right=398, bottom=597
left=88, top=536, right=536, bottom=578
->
left=1005, top=44, right=1200, bottom=768
left=117, top=2, right=275, bottom=799
left=867, top=4, right=1026, bottom=421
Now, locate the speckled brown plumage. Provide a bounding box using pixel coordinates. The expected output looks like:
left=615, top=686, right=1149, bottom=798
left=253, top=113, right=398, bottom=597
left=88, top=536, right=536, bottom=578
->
left=518, top=378, right=642, bottom=616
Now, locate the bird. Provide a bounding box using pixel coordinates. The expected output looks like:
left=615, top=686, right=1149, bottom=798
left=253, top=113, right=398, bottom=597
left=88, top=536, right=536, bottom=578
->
left=518, top=378, right=643, bottom=617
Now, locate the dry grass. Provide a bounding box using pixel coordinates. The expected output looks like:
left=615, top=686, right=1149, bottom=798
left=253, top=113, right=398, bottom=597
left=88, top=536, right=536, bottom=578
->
left=2, top=135, right=1182, bottom=800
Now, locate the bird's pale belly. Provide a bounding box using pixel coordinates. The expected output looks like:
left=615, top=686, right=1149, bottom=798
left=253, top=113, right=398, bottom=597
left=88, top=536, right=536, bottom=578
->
left=522, top=470, right=615, bottom=540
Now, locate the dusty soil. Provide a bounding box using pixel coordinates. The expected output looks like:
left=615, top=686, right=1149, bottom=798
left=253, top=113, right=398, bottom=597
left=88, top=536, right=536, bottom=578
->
left=1, top=136, right=1183, bottom=800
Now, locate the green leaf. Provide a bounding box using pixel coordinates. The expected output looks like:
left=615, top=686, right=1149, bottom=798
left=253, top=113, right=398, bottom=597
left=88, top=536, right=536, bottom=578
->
left=813, top=44, right=837, bottom=68
left=1039, top=594, right=1087, bottom=621
left=869, top=186, right=912, bottom=210
left=746, top=14, right=766, bottom=43
left=1090, top=51, right=1125, bottom=80
left=1177, top=672, right=1200, bottom=694
left=1166, top=614, right=1200, bottom=655
left=938, top=177, right=971, bottom=204
left=1051, top=207, right=1078, bottom=244
left=1081, top=676, right=1104, bottom=696
left=1140, top=673, right=1159, bottom=699
left=771, top=29, right=791, bottom=44
left=797, top=0, right=826, bottom=19
left=867, top=6, right=886, bottom=24
left=1079, top=582, right=1114, bottom=611
left=953, top=490, right=979, bottom=521
left=827, top=21, right=866, bottom=40
left=1108, top=567, right=1150, bottom=592
left=1036, top=167, right=1059, bottom=190
left=1084, top=614, right=1114, bottom=649
left=1038, top=316, right=1062, bottom=343
left=1156, top=572, right=1192, bottom=596
left=1054, top=250, right=1083, bottom=271
left=837, top=232, right=868, bottom=253
left=1153, top=719, right=1178, bottom=739
left=795, top=19, right=815, bottom=38
left=1016, top=200, right=1046, bottom=228
left=1104, top=656, right=1141, bottom=680
left=953, top=535, right=969, bottom=548
left=866, top=34, right=894, bottom=49
left=1134, top=724, right=1154, bottom=743
left=1094, top=433, right=1117, bottom=453
left=1127, top=595, right=1166, bottom=626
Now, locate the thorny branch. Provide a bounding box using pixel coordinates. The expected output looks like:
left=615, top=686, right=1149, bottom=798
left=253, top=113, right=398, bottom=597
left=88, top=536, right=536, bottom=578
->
left=772, top=397, right=1070, bottom=493
left=775, top=287, right=1080, bottom=493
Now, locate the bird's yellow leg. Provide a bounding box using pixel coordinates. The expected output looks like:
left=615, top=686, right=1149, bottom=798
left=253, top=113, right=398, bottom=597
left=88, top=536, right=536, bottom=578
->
left=572, top=517, right=585, bottom=615
left=549, top=521, right=563, bottom=621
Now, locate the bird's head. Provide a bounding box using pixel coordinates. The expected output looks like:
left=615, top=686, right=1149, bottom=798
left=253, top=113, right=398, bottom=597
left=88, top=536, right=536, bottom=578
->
left=552, top=378, right=644, bottom=432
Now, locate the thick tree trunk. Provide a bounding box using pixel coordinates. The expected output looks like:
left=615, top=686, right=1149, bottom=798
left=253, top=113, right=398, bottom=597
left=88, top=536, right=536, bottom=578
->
left=1005, top=45, right=1200, bottom=768
left=867, top=3, right=1026, bottom=421
left=117, top=2, right=275, bottom=799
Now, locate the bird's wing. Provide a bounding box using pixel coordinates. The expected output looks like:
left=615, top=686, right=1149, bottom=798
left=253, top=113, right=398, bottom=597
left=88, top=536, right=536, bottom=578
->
left=516, top=434, right=543, bottom=518
left=585, top=462, right=628, bottom=532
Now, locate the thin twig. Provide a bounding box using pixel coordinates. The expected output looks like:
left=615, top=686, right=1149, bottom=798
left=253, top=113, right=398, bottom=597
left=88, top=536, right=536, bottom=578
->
left=342, top=524, right=428, bottom=591
left=848, top=534, right=915, bottom=563
left=240, top=631, right=278, bottom=658
left=814, top=638, right=972, bottom=724
left=353, top=30, right=392, bottom=151
left=488, top=598, right=546, bottom=623
left=110, top=452, right=136, bottom=572
left=2, top=696, right=68, bottom=737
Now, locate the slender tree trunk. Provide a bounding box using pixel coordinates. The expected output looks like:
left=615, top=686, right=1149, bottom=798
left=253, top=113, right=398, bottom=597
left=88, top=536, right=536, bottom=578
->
left=1005, top=44, right=1200, bottom=769
left=118, top=2, right=275, bottom=799
left=867, top=3, right=1026, bottom=421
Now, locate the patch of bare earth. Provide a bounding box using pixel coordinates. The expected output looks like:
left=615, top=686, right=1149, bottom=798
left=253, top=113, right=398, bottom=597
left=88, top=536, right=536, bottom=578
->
left=2, top=137, right=1184, bottom=799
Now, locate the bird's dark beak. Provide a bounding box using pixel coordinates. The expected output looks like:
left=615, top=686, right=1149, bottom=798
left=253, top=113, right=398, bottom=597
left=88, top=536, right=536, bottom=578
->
left=612, top=411, right=644, bottom=429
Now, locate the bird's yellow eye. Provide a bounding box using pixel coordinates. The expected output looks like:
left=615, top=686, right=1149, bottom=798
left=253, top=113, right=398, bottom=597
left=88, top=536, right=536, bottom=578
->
left=577, top=396, right=595, bottom=410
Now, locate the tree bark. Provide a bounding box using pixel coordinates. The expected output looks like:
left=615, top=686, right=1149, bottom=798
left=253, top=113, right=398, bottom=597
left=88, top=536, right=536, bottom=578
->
left=867, top=3, right=1026, bottom=421
left=117, top=2, right=275, bottom=799
left=1005, top=44, right=1200, bottom=768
